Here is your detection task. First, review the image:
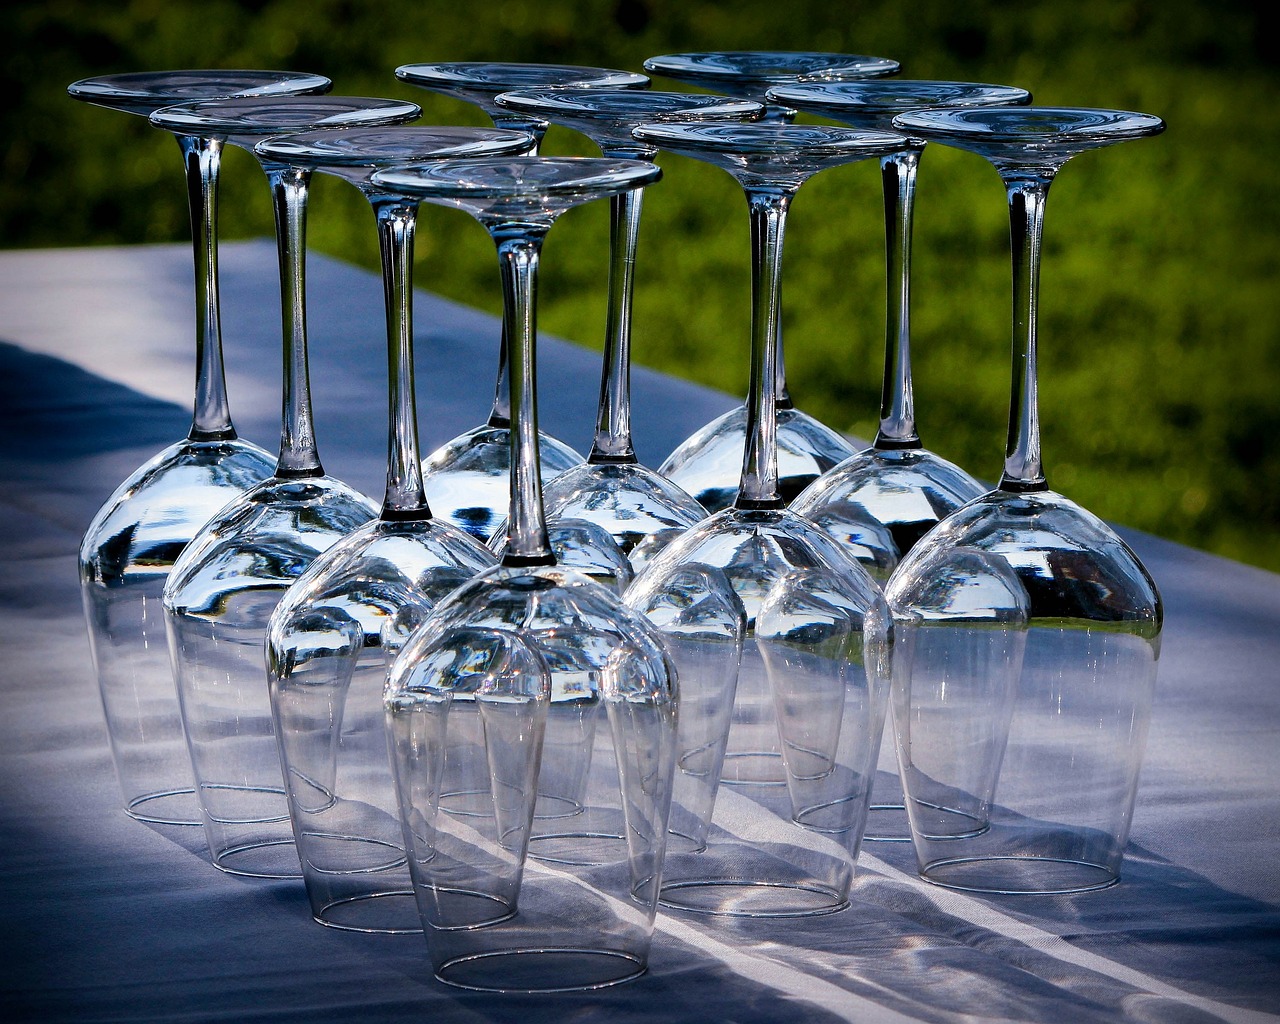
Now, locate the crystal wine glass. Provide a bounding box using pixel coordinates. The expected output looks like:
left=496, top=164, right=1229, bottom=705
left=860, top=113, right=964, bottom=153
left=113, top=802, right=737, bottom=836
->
left=373, top=155, right=678, bottom=992
left=156, top=95, right=420, bottom=879
left=68, top=70, right=331, bottom=827
left=489, top=89, right=767, bottom=571
left=391, top=63, right=650, bottom=541
left=626, top=122, right=903, bottom=917
left=773, top=80, right=1031, bottom=842
left=641, top=52, right=901, bottom=511
left=394, top=61, right=649, bottom=146
left=255, top=125, right=533, bottom=932
left=642, top=51, right=900, bottom=122
left=884, top=106, right=1165, bottom=894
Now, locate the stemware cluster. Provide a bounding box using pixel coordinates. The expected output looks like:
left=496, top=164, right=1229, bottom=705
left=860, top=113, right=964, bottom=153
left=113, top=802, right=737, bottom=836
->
left=71, top=50, right=1166, bottom=992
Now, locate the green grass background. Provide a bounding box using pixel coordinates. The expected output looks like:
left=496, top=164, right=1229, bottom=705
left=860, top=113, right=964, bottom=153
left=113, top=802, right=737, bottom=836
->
left=4, top=0, right=1278, bottom=571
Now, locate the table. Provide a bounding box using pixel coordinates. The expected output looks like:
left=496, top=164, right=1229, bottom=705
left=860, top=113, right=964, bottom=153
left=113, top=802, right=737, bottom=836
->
left=1, top=242, right=1276, bottom=1023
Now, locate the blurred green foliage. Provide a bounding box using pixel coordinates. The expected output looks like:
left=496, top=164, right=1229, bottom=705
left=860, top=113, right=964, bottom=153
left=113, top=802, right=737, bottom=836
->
left=4, top=0, right=1278, bottom=571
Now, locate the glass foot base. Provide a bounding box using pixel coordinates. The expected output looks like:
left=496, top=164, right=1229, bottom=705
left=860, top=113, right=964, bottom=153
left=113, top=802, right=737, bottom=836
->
left=301, top=832, right=406, bottom=873
left=664, top=829, right=705, bottom=856
left=212, top=838, right=302, bottom=879
left=527, top=830, right=628, bottom=867
left=125, top=787, right=202, bottom=827
left=530, top=793, right=585, bottom=819
left=863, top=802, right=912, bottom=842
left=911, top=800, right=991, bottom=841
left=315, top=890, right=421, bottom=934
left=425, top=887, right=515, bottom=931
left=719, top=750, right=787, bottom=786
left=921, top=855, right=1120, bottom=895
left=442, top=788, right=501, bottom=817
left=659, top=878, right=849, bottom=918
left=436, top=949, right=646, bottom=993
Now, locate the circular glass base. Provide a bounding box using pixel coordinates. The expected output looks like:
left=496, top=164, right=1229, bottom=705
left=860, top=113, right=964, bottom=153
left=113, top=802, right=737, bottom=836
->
left=659, top=878, right=849, bottom=918
left=664, top=830, right=705, bottom=856
left=300, top=832, right=406, bottom=874
left=921, top=855, right=1120, bottom=895
left=863, top=803, right=912, bottom=843
left=440, top=788, right=501, bottom=817
left=315, top=890, right=421, bottom=934
left=212, top=838, right=302, bottom=879
left=527, top=830, right=628, bottom=867
left=720, top=750, right=787, bottom=787
left=202, top=783, right=295, bottom=824
left=911, top=801, right=991, bottom=842
left=125, top=787, right=202, bottom=827
left=531, top=793, right=586, bottom=819
left=426, top=887, right=517, bottom=931
left=436, top=948, right=646, bottom=993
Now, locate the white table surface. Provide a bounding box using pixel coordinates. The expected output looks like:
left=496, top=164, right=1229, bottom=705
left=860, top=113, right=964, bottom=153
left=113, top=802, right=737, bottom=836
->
left=1, top=241, right=1276, bottom=1024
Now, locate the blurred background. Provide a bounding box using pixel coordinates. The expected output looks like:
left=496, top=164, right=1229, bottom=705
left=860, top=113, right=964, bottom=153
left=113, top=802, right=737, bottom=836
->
left=3, top=0, right=1277, bottom=571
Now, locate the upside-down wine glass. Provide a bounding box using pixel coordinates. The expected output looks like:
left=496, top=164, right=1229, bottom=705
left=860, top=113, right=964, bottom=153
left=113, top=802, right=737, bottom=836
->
left=256, top=125, right=533, bottom=932
left=641, top=52, right=901, bottom=511
left=395, top=61, right=649, bottom=144
left=489, top=88, right=768, bottom=571
left=642, top=50, right=900, bottom=122
left=774, top=80, right=1031, bottom=842
left=391, top=62, right=649, bottom=541
left=69, top=70, right=331, bottom=827
left=885, top=106, right=1165, bottom=894
left=626, top=122, right=902, bottom=917
left=373, top=155, right=679, bottom=991
left=157, top=95, right=421, bottom=878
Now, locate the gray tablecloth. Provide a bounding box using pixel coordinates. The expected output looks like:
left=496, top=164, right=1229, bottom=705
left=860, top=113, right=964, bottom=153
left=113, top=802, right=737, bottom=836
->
left=1, top=242, right=1276, bottom=1023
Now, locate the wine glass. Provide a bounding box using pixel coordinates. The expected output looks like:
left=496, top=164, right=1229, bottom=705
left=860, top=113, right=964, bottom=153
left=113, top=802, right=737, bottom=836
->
left=155, top=95, right=421, bottom=879
left=642, top=51, right=900, bottom=122
left=394, top=61, right=649, bottom=145
left=391, top=63, right=650, bottom=542
left=487, top=516, right=635, bottom=593
left=772, top=80, right=1032, bottom=842
left=626, top=122, right=903, bottom=917
left=489, top=89, right=766, bottom=571
left=641, top=52, right=901, bottom=511
left=68, top=70, right=331, bottom=828
left=884, top=106, right=1166, bottom=894
left=254, top=125, right=533, bottom=933
left=372, top=155, right=678, bottom=992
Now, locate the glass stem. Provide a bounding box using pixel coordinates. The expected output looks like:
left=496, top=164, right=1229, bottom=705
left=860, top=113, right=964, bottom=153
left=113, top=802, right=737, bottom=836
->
left=761, top=103, right=797, bottom=125
left=487, top=327, right=512, bottom=428
left=589, top=184, right=643, bottom=464
left=775, top=291, right=792, bottom=410
left=736, top=188, right=792, bottom=509
left=874, top=147, right=923, bottom=451
left=493, top=227, right=555, bottom=566
left=761, top=106, right=793, bottom=411
left=491, top=113, right=547, bottom=152
left=373, top=197, right=431, bottom=520
left=485, top=115, right=543, bottom=430
left=999, top=173, right=1054, bottom=492
left=265, top=161, right=324, bottom=479
left=180, top=134, right=236, bottom=442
